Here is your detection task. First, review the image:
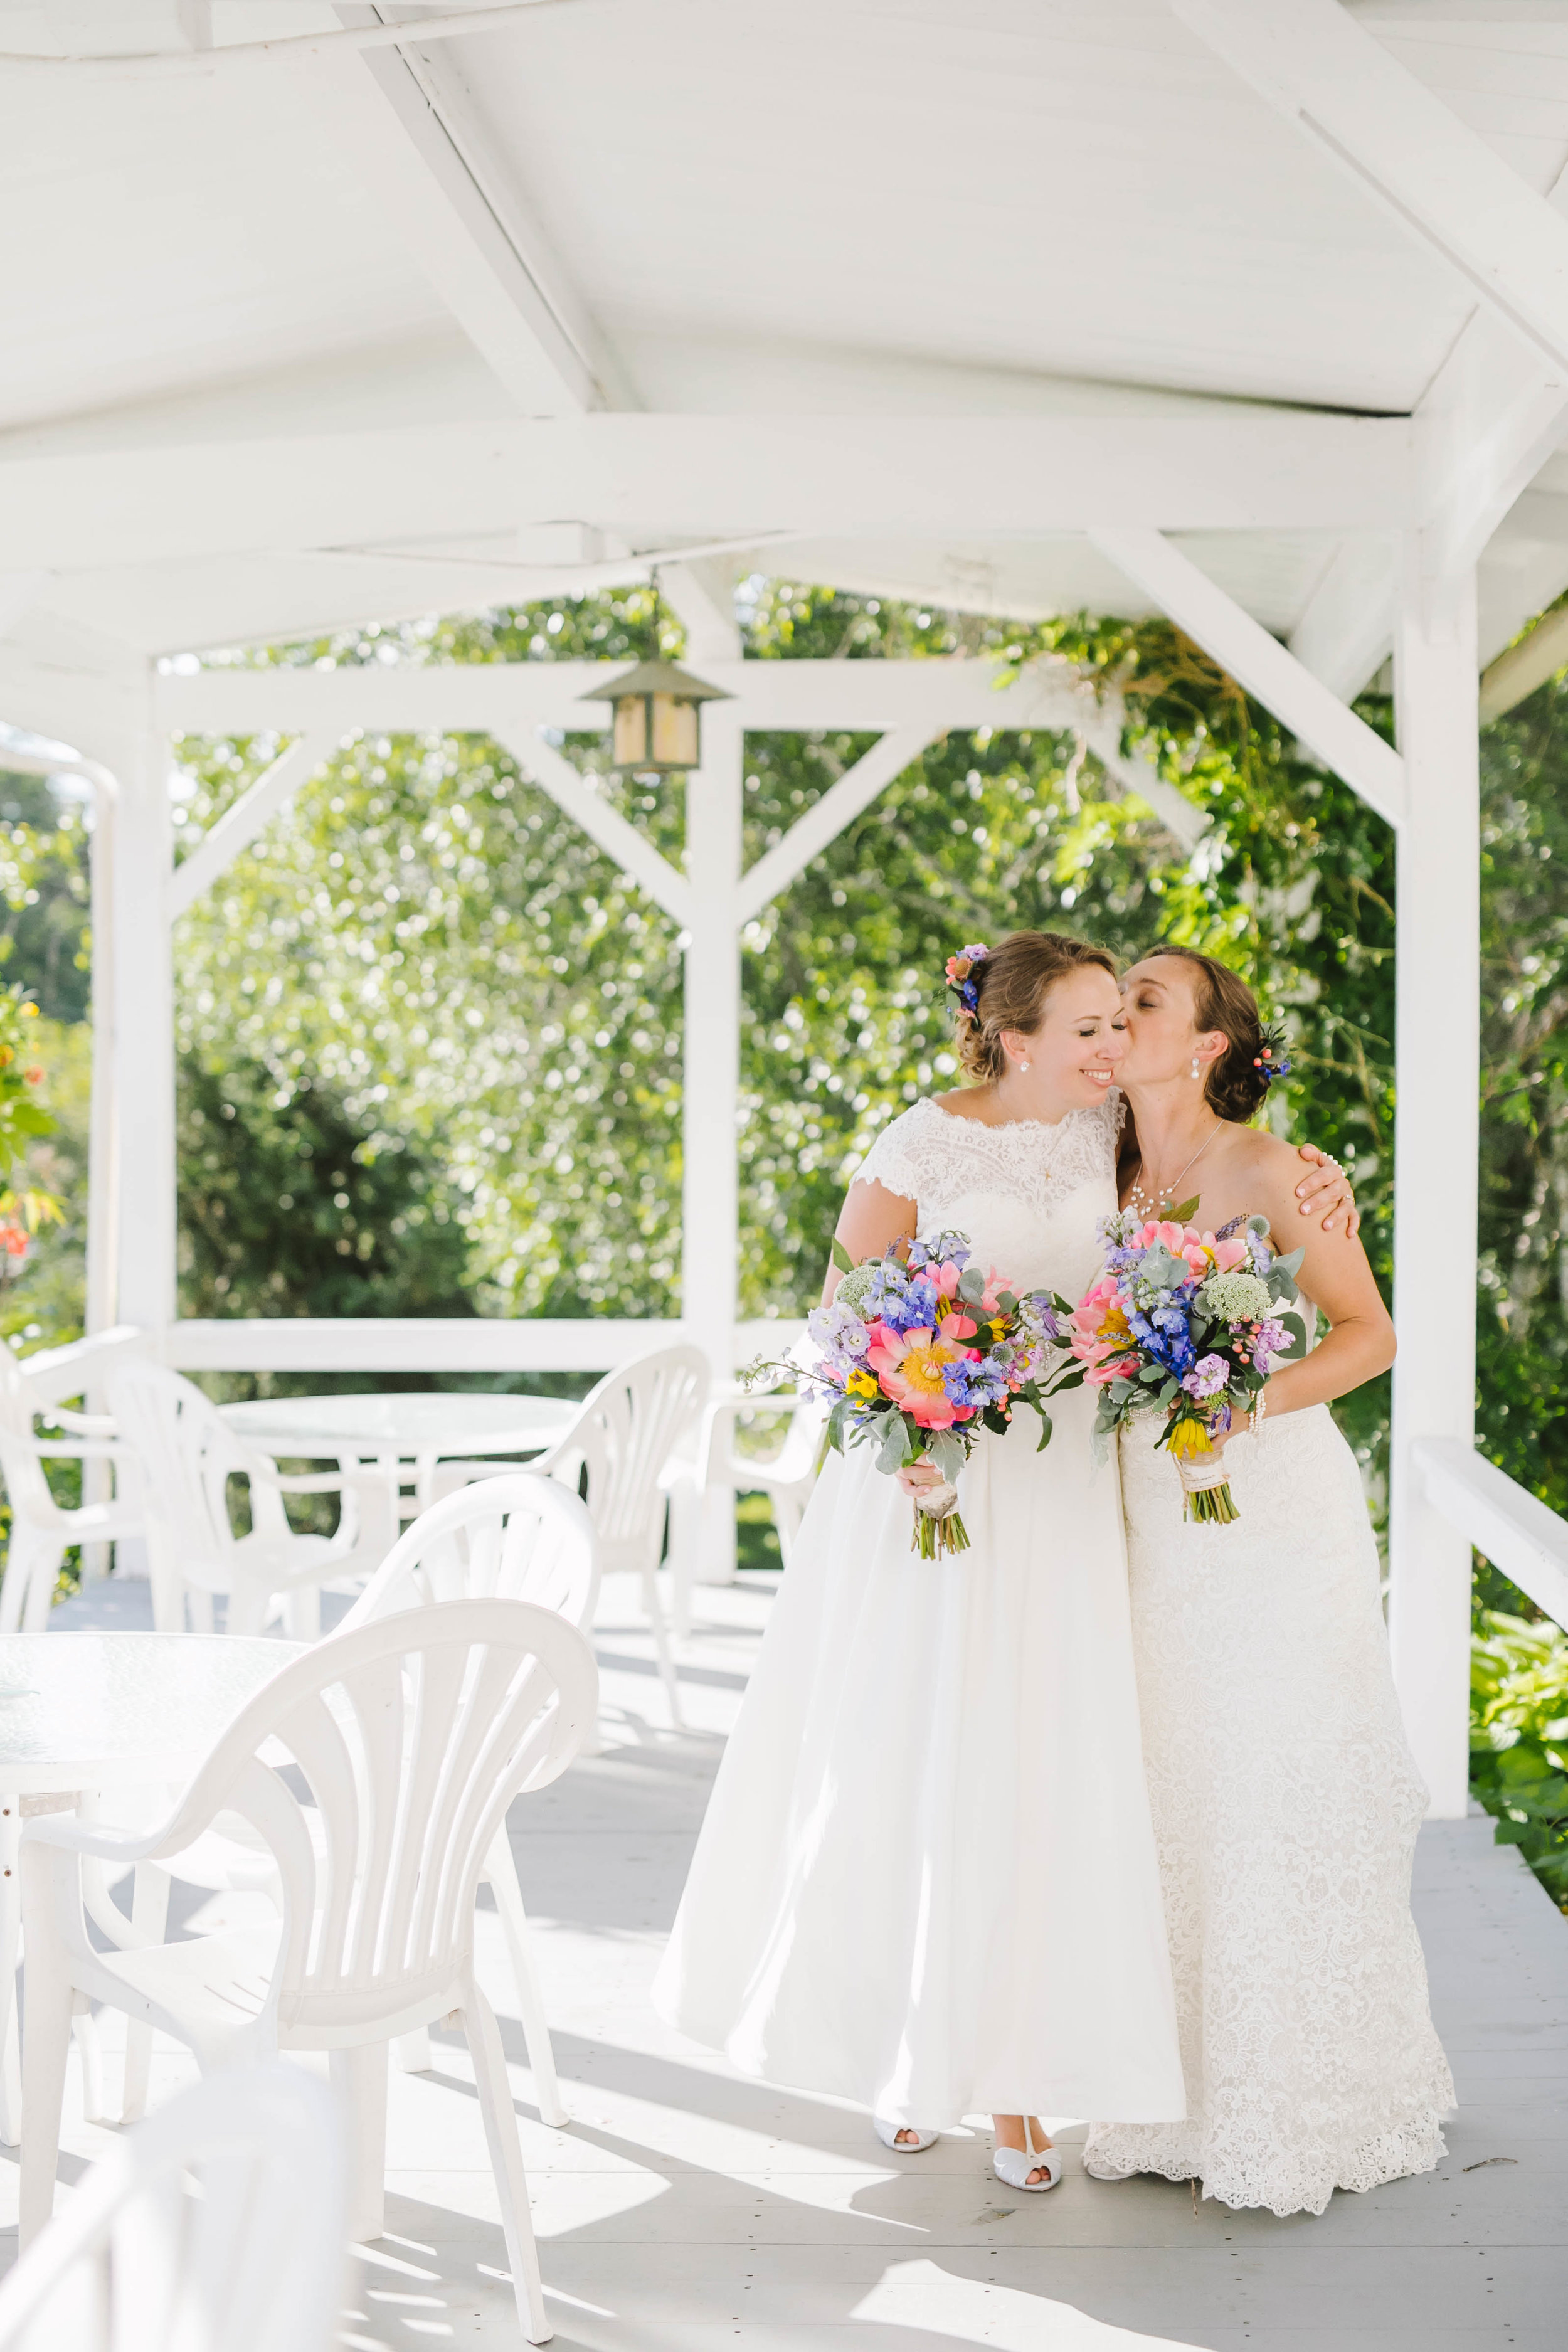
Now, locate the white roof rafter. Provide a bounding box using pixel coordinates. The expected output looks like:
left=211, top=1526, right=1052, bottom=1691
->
left=292, top=4, right=625, bottom=415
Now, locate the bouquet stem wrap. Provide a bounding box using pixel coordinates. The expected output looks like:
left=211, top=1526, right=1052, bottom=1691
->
left=910, top=1478, right=968, bottom=1557
left=1175, top=1443, right=1239, bottom=1525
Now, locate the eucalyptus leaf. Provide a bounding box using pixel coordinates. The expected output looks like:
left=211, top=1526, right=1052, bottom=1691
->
left=924, top=1429, right=964, bottom=1481
left=1273, top=1245, right=1306, bottom=1283
left=956, top=1266, right=987, bottom=1304
left=1274, top=1310, right=1308, bottom=1360
left=876, top=1416, right=912, bottom=1473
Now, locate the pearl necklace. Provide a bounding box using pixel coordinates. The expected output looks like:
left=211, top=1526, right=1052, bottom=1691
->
left=1125, top=1120, right=1222, bottom=1221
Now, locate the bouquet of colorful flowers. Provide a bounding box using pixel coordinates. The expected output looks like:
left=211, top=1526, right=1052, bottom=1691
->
left=1070, top=1208, right=1306, bottom=1523
left=757, top=1230, right=1079, bottom=1559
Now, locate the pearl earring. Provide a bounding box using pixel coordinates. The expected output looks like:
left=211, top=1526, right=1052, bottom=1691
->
left=1019, top=1058, right=1031, bottom=1073
left=1190, top=1057, right=1200, bottom=1079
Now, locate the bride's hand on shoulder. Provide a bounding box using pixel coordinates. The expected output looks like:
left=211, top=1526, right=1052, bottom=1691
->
left=1293, top=1142, right=1359, bottom=1237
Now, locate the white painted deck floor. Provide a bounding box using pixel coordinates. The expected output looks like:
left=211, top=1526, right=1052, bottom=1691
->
left=6, top=1567, right=1567, bottom=2350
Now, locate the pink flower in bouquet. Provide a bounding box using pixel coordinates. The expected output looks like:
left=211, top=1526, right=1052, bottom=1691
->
left=865, top=1323, right=973, bottom=1429
left=1070, top=1276, right=1128, bottom=1355
left=1209, top=1232, right=1249, bottom=1271
left=929, top=1258, right=979, bottom=1342
left=1137, top=1219, right=1189, bottom=1251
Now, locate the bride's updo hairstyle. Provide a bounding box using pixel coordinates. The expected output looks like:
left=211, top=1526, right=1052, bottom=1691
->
left=949, top=931, right=1118, bottom=1083
left=1147, top=946, right=1290, bottom=1122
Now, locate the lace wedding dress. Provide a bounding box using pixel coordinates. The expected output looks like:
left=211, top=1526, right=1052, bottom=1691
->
left=654, top=1094, right=1185, bottom=2129
left=1085, top=1388, right=1455, bottom=2214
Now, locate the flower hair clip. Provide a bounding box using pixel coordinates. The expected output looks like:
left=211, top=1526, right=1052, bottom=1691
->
left=1251, top=1022, right=1292, bottom=1086
left=944, top=942, right=992, bottom=1022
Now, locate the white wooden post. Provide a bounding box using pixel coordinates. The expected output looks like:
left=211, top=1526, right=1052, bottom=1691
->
left=1387, top=547, right=1480, bottom=1818
left=85, top=776, right=117, bottom=1343
left=100, top=710, right=178, bottom=1338
left=680, top=704, right=744, bottom=1584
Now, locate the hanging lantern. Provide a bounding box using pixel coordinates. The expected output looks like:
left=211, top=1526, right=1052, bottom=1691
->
left=578, top=659, right=731, bottom=776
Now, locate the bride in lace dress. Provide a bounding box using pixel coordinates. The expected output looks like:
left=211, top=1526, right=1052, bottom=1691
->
left=655, top=935, right=1187, bottom=2186
left=1084, top=947, right=1454, bottom=2217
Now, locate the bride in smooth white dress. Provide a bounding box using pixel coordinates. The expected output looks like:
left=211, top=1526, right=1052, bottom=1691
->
left=1084, top=947, right=1454, bottom=2215
left=654, top=933, right=1187, bottom=2188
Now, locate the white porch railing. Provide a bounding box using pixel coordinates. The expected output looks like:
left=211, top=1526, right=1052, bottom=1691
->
left=1415, top=1438, right=1568, bottom=1634
left=161, top=1317, right=808, bottom=1377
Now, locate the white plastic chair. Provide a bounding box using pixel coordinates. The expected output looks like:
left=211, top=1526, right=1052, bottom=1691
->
left=701, top=1387, right=827, bottom=1565
left=668, top=1384, right=827, bottom=1634
left=0, top=1338, right=145, bottom=1633
left=336, top=1476, right=596, bottom=2117
left=0, top=2063, right=344, bottom=2352
left=21, top=1598, right=596, bottom=2347
left=522, top=1346, right=707, bottom=1730
left=122, top=1478, right=598, bottom=2123
left=105, top=1361, right=396, bottom=1636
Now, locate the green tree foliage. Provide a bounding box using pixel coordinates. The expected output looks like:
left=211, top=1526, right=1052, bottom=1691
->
left=1471, top=1609, right=1568, bottom=1904
left=0, top=770, right=91, bottom=1025
left=1471, top=682, right=1568, bottom=1523
left=179, top=1059, right=474, bottom=1321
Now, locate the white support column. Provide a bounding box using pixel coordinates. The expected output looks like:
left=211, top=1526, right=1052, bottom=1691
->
left=1388, top=547, right=1480, bottom=1818
left=85, top=773, right=117, bottom=1342
left=681, top=706, right=743, bottom=1372
left=99, top=704, right=178, bottom=1340
left=681, top=706, right=744, bottom=1586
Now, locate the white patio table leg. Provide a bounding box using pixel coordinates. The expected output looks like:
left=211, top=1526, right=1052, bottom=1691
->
left=0, top=1802, right=19, bottom=2144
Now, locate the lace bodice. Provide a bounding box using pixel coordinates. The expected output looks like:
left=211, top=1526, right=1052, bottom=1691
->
left=852, top=1093, right=1120, bottom=1296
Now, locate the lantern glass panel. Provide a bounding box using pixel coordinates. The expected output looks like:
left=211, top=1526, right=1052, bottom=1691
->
left=612, top=695, right=649, bottom=768
left=651, top=692, right=699, bottom=768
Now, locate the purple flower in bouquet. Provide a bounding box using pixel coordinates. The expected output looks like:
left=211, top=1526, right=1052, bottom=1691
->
left=1182, top=1353, right=1231, bottom=1401
left=1250, top=1316, right=1290, bottom=1364
left=806, top=1298, right=870, bottom=1376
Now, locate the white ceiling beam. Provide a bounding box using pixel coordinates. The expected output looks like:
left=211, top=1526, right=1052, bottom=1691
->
left=1089, top=526, right=1407, bottom=828
left=490, top=728, right=693, bottom=925
left=736, top=727, right=947, bottom=924
left=289, top=19, right=611, bottom=415
left=1173, top=3, right=1568, bottom=683
left=154, top=657, right=1210, bottom=847
left=0, top=413, right=1417, bottom=574
left=1171, top=0, right=1568, bottom=381
left=657, top=559, right=743, bottom=664
left=167, top=731, right=337, bottom=918
left=149, top=653, right=1221, bottom=743
left=1286, top=535, right=1399, bottom=702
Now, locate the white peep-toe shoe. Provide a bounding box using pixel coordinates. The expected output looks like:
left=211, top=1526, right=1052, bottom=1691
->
left=992, top=2119, right=1062, bottom=2192
left=874, top=2117, right=940, bottom=2153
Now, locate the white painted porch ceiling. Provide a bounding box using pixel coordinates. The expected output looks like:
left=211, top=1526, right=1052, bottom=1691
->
left=4, top=0, right=1568, bottom=697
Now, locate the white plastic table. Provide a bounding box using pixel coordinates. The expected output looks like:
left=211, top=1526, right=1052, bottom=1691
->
left=220, top=1392, right=578, bottom=1514
left=0, top=1631, right=302, bottom=2144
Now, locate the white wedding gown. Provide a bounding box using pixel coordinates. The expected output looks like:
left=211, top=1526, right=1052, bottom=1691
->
left=1085, top=1392, right=1455, bottom=2214
left=654, top=1095, right=1185, bottom=2129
